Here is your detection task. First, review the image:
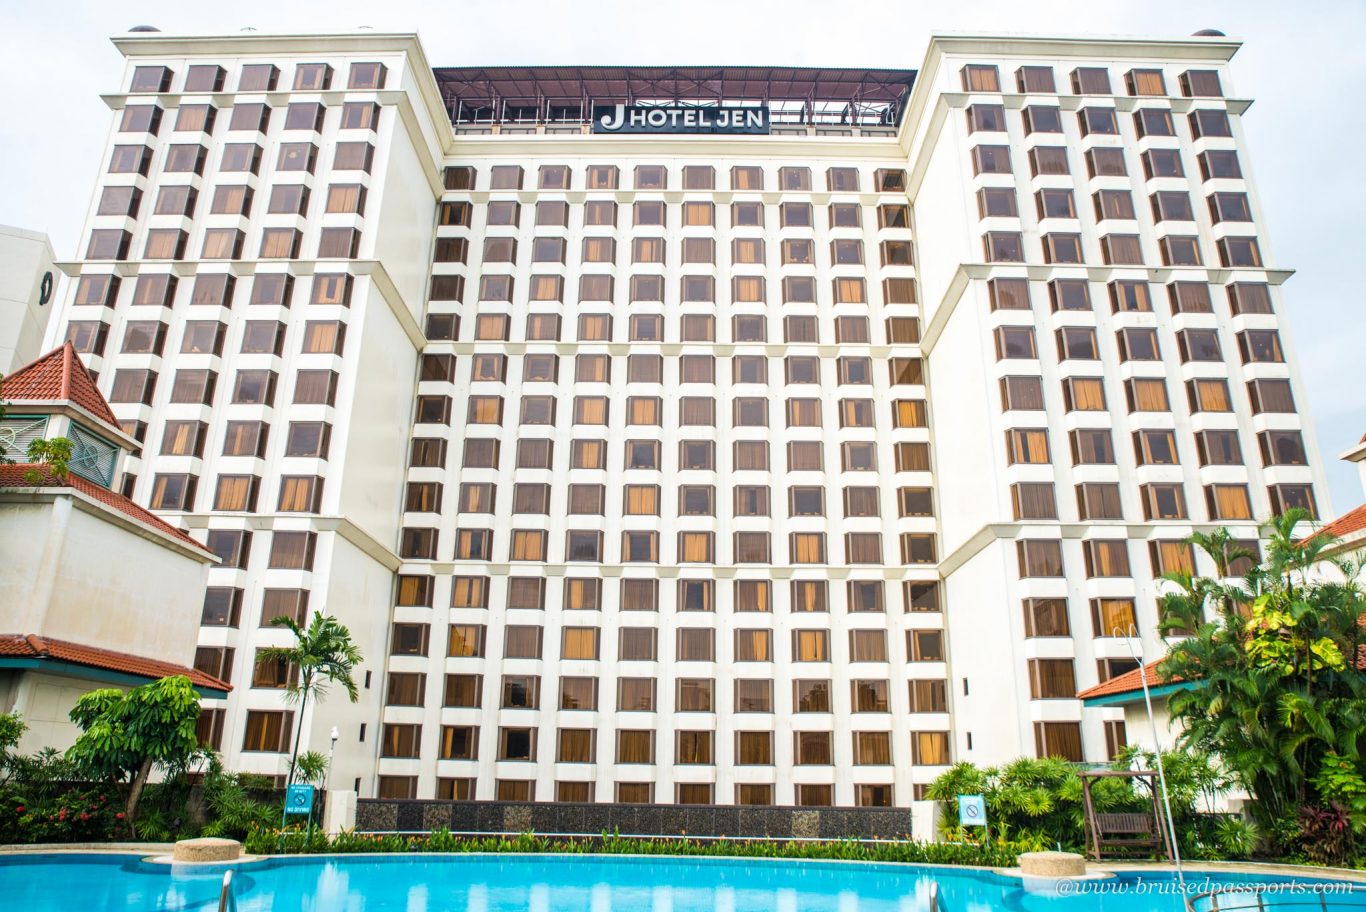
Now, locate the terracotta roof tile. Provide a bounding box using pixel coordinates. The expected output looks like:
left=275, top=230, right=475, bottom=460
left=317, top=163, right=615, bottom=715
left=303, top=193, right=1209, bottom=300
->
left=0, top=633, right=230, bottom=693
left=1082, top=641, right=1366, bottom=702
left=1, top=342, right=121, bottom=431
left=1077, top=659, right=1181, bottom=701
left=1315, top=503, right=1366, bottom=541
left=0, top=464, right=214, bottom=557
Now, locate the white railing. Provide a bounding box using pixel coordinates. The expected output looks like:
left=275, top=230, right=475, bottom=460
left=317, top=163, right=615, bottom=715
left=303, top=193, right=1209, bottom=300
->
left=217, top=870, right=236, bottom=912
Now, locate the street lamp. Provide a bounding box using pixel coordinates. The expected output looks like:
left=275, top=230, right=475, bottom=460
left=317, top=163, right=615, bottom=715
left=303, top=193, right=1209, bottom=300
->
left=1117, top=625, right=1185, bottom=902
left=325, top=726, right=339, bottom=792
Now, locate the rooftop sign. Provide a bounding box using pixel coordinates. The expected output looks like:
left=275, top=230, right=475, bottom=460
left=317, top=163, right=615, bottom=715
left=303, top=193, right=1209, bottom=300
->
left=592, top=104, right=770, bottom=135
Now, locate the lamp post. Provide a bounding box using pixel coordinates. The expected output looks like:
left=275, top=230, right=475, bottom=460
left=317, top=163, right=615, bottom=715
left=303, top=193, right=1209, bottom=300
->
left=325, top=726, right=339, bottom=792
left=1117, top=626, right=1185, bottom=902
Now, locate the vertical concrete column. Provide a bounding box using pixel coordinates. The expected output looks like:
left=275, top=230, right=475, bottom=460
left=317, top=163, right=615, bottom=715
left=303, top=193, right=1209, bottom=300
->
left=325, top=790, right=357, bottom=835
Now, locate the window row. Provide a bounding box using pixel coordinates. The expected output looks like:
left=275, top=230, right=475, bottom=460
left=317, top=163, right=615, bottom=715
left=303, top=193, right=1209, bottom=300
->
left=107, top=140, right=374, bottom=177
left=425, top=438, right=931, bottom=474
left=1006, top=426, right=1307, bottom=468
left=998, top=374, right=1298, bottom=417
left=431, top=276, right=919, bottom=311
left=972, top=144, right=1241, bottom=183
left=993, top=324, right=1284, bottom=364
left=441, top=164, right=909, bottom=194
left=392, top=576, right=941, bottom=613
left=982, top=231, right=1262, bottom=268
left=961, top=63, right=1224, bottom=99
left=371, top=725, right=950, bottom=770
left=406, top=480, right=934, bottom=520
left=1014, top=525, right=1310, bottom=583
left=986, top=276, right=1272, bottom=316
left=71, top=272, right=349, bottom=310
left=88, top=226, right=365, bottom=262
left=1011, top=480, right=1315, bottom=523
left=370, top=776, right=906, bottom=806
left=441, top=235, right=912, bottom=270
left=381, top=672, right=950, bottom=715
left=437, top=199, right=912, bottom=231
left=443, top=351, right=928, bottom=386
left=422, top=390, right=926, bottom=429
left=391, top=623, right=947, bottom=665
left=966, top=103, right=1232, bottom=141
left=108, top=364, right=341, bottom=408
left=421, top=311, right=920, bottom=346
left=402, top=528, right=939, bottom=565
left=96, top=180, right=369, bottom=220
left=109, top=367, right=339, bottom=411
left=978, top=185, right=1251, bottom=227
left=100, top=318, right=345, bottom=358
left=129, top=61, right=387, bottom=94
left=119, top=100, right=382, bottom=138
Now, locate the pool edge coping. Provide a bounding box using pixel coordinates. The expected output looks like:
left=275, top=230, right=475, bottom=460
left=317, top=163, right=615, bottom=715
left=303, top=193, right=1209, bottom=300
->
left=3, top=846, right=1365, bottom=884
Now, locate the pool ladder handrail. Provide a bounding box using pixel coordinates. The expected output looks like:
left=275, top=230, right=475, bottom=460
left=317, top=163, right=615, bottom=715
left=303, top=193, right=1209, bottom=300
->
left=928, top=880, right=939, bottom=912
left=1186, top=882, right=1366, bottom=912
left=218, top=870, right=237, bottom=912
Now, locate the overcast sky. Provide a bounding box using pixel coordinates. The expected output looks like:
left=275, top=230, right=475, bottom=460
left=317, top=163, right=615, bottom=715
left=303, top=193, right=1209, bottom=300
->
left=2, top=0, right=1361, bottom=513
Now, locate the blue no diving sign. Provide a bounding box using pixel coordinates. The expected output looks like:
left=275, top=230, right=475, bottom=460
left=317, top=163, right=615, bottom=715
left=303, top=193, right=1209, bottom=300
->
left=285, top=783, right=315, bottom=815
left=958, top=794, right=987, bottom=827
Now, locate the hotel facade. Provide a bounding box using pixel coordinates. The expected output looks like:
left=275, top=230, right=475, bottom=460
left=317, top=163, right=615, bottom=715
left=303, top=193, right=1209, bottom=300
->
left=32, top=29, right=1330, bottom=807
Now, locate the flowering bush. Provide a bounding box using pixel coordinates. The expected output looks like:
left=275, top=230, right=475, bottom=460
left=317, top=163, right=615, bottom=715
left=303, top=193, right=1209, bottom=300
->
left=0, top=786, right=120, bottom=843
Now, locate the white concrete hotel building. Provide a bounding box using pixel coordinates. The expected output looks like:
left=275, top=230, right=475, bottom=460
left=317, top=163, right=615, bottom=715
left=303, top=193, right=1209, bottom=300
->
left=35, top=27, right=1329, bottom=808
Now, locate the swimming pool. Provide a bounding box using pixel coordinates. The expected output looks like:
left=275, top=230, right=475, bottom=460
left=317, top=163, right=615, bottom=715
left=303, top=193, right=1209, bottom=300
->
left=0, top=853, right=1356, bottom=911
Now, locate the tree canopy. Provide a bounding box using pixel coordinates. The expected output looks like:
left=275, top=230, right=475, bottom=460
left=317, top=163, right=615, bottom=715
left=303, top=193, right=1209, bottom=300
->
left=1159, top=511, right=1366, bottom=861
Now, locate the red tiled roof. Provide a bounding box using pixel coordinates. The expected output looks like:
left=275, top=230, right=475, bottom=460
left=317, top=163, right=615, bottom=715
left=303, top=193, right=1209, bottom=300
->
left=0, top=464, right=214, bottom=557
left=0, top=633, right=230, bottom=693
left=1315, top=503, right=1366, bottom=542
left=1082, top=642, right=1366, bottom=702
left=1, top=342, right=121, bottom=431
left=1077, top=659, right=1182, bottom=701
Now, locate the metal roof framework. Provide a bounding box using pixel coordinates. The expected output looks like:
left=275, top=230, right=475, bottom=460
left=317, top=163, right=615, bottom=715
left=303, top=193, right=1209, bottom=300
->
left=431, top=65, right=918, bottom=128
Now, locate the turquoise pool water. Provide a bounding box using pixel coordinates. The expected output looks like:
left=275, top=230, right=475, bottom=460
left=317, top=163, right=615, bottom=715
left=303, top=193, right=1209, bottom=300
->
left=0, top=853, right=1356, bottom=911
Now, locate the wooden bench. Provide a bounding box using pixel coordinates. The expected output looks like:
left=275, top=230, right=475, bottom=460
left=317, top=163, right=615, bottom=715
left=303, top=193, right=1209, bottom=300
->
left=1093, top=812, right=1160, bottom=851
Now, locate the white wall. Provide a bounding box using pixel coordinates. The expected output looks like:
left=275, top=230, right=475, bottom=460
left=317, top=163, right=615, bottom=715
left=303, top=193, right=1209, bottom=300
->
left=0, top=225, right=58, bottom=375
left=0, top=495, right=208, bottom=665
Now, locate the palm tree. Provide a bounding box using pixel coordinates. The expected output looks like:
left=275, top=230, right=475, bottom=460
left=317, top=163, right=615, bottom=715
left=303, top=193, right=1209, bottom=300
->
left=1158, top=512, right=1366, bottom=832
left=256, top=614, right=362, bottom=786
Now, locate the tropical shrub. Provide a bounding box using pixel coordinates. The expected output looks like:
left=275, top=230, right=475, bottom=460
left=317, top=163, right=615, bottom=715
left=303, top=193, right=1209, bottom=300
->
left=1299, top=804, right=1356, bottom=867
left=244, top=827, right=1040, bottom=867
left=200, top=756, right=278, bottom=839
left=925, top=756, right=1147, bottom=851
left=66, top=676, right=203, bottom=834
left=0, top=744, right=121, bottom=843
left=1158, top=515, right=1366, bottom=859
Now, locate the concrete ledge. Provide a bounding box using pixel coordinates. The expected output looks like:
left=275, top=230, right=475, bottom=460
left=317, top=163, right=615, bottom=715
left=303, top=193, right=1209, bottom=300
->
left=172, top=838, right=241, bottom=863
left=0, top=842, right=175, bottom=854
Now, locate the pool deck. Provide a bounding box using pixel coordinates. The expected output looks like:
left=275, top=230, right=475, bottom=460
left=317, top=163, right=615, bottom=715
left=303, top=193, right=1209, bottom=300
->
left=0, top=842, right=175, bottom=854
left=2, top=843, right=1363, bottom=884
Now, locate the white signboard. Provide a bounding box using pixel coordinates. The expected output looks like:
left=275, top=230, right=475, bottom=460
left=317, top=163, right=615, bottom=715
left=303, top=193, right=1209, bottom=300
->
left=958, top=794, right=987, bottom=827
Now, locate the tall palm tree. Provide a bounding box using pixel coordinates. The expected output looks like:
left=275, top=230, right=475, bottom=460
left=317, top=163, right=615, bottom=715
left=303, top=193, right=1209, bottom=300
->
left=256, top=613, right=362, bottom=786
left=1159, top=512, right=1366, bottom=829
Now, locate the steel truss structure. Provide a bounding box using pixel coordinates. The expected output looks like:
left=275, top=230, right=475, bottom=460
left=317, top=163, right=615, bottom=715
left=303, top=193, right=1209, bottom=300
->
left=432, top=65, right=918, bottom=128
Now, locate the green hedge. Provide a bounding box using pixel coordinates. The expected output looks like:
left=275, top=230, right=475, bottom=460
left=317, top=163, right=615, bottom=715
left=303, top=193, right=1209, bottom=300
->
left=244, top=827, right=1040, bottom=867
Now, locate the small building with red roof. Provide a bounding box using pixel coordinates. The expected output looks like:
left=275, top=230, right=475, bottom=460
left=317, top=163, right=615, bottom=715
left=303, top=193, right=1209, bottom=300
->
left=1, top=344, right=225, bottom=754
